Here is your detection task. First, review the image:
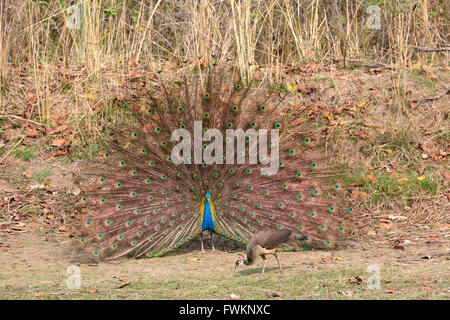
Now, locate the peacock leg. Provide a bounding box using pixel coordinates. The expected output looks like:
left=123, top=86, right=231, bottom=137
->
left=261, top=256, right=267, bottom=276
left=200, top=235, right=206, bottom=254
left=211, top=233, right=216, bottom=251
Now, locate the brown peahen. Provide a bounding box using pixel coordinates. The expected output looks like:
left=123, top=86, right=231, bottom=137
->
left=78, top=64, right=354, bottom=260
left=235, top=229, right=298, bottom=275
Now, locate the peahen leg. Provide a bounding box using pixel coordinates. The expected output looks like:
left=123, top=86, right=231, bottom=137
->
left=261, top=256, right=267, bottom=276
left=274, top=251, right=282, bottom=273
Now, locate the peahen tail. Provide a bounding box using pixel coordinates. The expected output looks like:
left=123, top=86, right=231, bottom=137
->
left=78, top=64, right=354, bottom=260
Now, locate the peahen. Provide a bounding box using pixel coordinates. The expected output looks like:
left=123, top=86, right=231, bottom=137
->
left=78, top=64, right=354, bottom=260
left=235, top=229, right=297, bottom=275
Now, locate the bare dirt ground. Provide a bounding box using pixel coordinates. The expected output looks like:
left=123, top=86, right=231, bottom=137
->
left=0, top=223, right=448, bottom=299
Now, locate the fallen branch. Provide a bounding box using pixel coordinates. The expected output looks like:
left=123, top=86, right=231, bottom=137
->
left=411, top=46, right=450, bottom=52
left=409, top=87, right=450, bottom=103
left=0, top=114, right=46, bottom=127
left=398, top=251, right=449, bottom=262
left=328, top=56, right=397, bottom=70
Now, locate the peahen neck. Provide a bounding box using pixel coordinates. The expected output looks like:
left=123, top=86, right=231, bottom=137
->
left=245, top=255, right=254, bottom=265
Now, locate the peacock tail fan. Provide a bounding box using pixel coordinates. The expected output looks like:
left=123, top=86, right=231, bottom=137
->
left=77, top=64, right=355, bottom=260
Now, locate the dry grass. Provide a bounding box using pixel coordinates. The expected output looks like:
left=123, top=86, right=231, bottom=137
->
left=1, top=0, right=449, bottom=118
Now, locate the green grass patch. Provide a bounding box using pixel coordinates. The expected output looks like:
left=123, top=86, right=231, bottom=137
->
left=269, top=83, right=288, bottom=93
left=362, top=171, right=437, bottom=204
left=33, top=169, right=51, bottom=184
left=404, top=68, right=436, bottom=88
left=13, top=147, right=37, bottom=161
left=358, top=127, right=420, bottom=166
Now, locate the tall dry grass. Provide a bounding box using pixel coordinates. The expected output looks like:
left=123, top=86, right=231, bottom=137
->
left=0, top=0, right=448, bottom=122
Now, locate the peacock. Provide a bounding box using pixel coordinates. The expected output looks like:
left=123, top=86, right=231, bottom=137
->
left=78, top=63, right=354, bottom=260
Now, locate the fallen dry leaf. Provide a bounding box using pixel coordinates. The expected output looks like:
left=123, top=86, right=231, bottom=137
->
left=26, top=125, right=39, bottom=138
left=185, top=257, right=200, bottom=261
left=45, top=148, right=72, bottom=160
left=51, top=124, right=68, bottom=134
left=379, top=222, right=393, bottom=230
left=51, top=138, right=69, bottom=147
left=351, top=189, right=370, bottom=200
left=253, top=67, right=262, bottom=81
left=25, top=93, right=37, bottom=104
left=85, top=289, right=98, bottom=294
left=349, top=182, right=363, bottom=187
left=23, top=172, right=33, bottom=179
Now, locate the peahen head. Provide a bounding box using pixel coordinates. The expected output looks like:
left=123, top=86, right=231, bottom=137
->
left=235, top=254, right=248, bottom=270
left=235, top=259, right=244, bottom=270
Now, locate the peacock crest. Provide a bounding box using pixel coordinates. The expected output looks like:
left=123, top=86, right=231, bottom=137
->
left=78, top=65, right=354, bottom=260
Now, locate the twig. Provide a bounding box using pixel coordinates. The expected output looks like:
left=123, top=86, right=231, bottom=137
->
left=411, top=46, right=450, bottom=52
left=113, top=282, right=131, bottom=289
left=409, top=87, right=450, bottom=103
left=0, top=137, right=24, bottom=164
left=0, top=114, right=46, bottom=127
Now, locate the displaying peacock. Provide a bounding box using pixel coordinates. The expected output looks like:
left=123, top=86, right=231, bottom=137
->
left=78, top=64, right=354, bottom=260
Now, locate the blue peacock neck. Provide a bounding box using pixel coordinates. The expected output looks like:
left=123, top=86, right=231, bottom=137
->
left=201, top=192, right=215, bottom=232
